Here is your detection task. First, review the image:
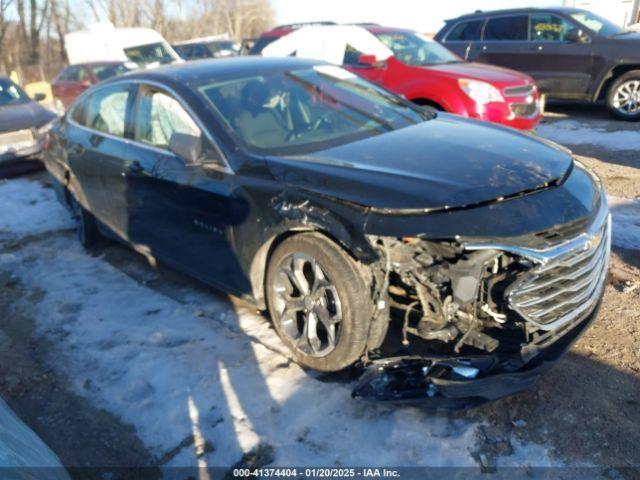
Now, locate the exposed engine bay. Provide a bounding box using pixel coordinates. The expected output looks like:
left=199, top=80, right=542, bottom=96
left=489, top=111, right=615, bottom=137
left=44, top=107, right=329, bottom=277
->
left=374, top=236, right=527, bottom=356
left=357, top=214, right=610, bottom=406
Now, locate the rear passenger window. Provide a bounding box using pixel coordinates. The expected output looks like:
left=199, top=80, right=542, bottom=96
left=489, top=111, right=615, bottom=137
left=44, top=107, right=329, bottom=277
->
left=530, top=14, right=575, bottom=42
left=83, top=84, right=130, bottom=137
left=447, top=20, right=484, bottom=41
left=484, top=15, right=529, bottom=41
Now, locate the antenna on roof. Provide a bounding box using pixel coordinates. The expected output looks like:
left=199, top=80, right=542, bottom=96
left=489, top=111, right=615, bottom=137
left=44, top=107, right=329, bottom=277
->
left=474, top=9, right=482, bottom=14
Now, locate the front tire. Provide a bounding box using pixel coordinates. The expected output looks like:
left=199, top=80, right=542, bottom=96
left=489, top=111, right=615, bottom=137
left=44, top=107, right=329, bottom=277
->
left=606, top=71, right=640, bottom=121
left=265, top=233, right=373, bottom=372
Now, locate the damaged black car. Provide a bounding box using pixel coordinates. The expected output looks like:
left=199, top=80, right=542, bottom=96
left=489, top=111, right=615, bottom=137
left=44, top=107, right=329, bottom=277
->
left=44, top=57, right=610, bottom=406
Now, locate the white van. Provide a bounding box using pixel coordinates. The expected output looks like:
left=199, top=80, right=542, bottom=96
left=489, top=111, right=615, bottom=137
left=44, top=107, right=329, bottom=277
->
left=65, top=23, right=182, bottom=68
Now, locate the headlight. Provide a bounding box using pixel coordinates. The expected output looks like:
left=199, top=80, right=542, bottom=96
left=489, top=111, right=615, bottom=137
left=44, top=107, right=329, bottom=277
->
left=458, top=79, right=504, bottom=105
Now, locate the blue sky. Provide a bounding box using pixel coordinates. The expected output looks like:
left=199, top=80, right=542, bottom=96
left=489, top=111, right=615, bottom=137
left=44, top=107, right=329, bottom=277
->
left=272, top=0, right=563, bottom=32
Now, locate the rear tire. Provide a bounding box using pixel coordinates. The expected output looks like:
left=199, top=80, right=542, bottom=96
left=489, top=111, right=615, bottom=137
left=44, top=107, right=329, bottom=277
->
left=606, top=70, right=640, bottom=121
left=68, top=190, right=100, bottom=248
left=265, top=233, right=374, bottom=371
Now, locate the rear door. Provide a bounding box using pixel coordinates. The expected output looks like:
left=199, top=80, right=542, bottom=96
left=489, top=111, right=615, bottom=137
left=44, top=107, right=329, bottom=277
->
left=440, top=18, right=485, bottom=60
left=526, top=13, right=593, bottom=97
left=66, top=83, right=134, bottom=228
left=478, top=14, right=531, bottom=72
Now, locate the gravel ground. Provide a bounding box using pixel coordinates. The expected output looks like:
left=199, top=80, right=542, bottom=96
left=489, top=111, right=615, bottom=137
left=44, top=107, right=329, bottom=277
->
left=0, top=104, right=639, bottom=479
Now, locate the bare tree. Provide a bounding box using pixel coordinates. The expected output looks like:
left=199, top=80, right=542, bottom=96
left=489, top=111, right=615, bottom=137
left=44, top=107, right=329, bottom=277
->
left=50, top=0, right=73, bottom=62
left=0, top=0, right=14, bottom=73
left=16, top=0, right=51, bottom=64
left=0, top=0, right=12, bottom=46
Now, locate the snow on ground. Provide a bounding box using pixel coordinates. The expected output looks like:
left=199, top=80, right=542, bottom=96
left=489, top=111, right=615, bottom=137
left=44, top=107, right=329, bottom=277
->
left=0, top=179, right=567, bottom=471
left=0, top=178, right=73, bottom=241
left=536, top=120, right=640, bottom=151
left=608, top=196, right=640, bottom=251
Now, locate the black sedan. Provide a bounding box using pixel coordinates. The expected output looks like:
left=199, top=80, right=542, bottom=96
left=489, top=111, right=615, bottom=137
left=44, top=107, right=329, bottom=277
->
left=1, top=76, right=56, bottom=176
left=44, top=57, right=610, bottom=405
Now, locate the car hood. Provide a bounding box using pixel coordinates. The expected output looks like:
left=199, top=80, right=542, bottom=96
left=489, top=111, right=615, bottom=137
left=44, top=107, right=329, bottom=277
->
left=424, top=61, right=533, bottom=86
left=267, top=113, right=573, bottom=212
left=0, top=101, right=56, bottom=133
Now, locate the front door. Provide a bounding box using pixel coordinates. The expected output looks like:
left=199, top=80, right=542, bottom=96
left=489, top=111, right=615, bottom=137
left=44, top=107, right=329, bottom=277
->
left=124, top=85, right=249, bottom=292
left=526, top=13, right=594, bottom=97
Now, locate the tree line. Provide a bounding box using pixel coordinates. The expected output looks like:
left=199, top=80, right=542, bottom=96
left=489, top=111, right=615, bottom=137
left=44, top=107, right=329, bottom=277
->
left=0, top=0, right=274, bottom=82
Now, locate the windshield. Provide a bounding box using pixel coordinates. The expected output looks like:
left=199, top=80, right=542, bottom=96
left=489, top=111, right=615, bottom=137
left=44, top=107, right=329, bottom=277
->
left=124, top=42, right=175, bottom=65
left=0, top=78, right=30, bottom=106
left=197, top=65, right=432, bottom=155
left=570, top=11, right=625, bottom=36
left=376, top=31, right=460, bottom=66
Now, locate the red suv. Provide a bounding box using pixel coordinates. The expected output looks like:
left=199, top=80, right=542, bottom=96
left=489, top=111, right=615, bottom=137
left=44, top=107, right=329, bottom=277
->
left=256, top=25, right=542, bottom=130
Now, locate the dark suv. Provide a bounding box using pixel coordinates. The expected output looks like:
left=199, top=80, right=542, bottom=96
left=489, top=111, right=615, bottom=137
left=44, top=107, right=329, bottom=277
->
left=436, top=7, right=640, bottom=120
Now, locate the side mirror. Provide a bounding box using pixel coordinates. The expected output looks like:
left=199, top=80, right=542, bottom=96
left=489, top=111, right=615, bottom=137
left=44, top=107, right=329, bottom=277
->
left=566, top=28, right=589, bottom=43
left=358, top=54, right=385, bottom=68
left=80, top=80, right=92, bottom=88
left=169, top=132, right=202, bottom=165
left=33, top=93, right=46, bottom=102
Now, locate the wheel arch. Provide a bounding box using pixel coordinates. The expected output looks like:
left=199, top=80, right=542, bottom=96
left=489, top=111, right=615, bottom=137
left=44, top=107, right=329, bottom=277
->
left=411, top=97, right=445, bottom=111
left=249, top=226, right=370, bottom=311
left=594, top=64, right=640, bottom=101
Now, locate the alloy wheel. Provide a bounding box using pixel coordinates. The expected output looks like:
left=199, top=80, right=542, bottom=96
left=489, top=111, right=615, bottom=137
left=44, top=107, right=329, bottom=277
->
left=613, top=80, right=640, bottom=115
left=272, top=253, right=342, bottom=357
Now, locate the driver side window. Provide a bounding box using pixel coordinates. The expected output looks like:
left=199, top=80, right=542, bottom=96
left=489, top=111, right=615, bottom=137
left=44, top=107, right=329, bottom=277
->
left=530, top=14, right=576, bottom=42
left=132, top=86, right=225, bottom=166
left=134, top=89, right=201, bottom=150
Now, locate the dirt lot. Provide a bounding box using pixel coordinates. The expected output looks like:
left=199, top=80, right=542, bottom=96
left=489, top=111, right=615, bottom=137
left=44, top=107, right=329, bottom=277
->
left=1, top=104, right=639, bottom=479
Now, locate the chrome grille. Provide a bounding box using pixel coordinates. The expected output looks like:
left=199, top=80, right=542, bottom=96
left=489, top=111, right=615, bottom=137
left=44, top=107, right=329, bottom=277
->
left=508, top=214, right=611, bottom=331
left=504, top=85, right=535, bottom=97
left=0, top=129, right=34, bottom=147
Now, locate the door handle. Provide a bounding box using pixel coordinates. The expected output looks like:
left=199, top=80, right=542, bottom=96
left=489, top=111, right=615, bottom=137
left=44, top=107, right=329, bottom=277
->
left=68, top=143, right=85, bottom=156
left=124, top=160, right=145, bottom=176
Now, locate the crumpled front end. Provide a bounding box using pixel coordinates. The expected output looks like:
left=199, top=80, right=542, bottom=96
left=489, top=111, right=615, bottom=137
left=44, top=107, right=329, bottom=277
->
left=355, top=194, right=611, bottom=407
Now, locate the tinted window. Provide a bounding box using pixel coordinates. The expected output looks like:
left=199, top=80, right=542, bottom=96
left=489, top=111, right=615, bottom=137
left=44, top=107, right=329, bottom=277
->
left=447, top=20, right=483, bottom=41
left=484, top=15, right=529, bottom=41
left=60, top=66, right=79, bottom=81
left=92, top=64, right=132, bottom=82
left=83, top=84, right=130, bottom=136
left=530, top=14, right=575, bottom=42
left=343, top=43, right=366, bottom=65
left=197, top=65, right=431, bottom=155
left=0, top=78, right=30, bottom=106
left=134, top=90, right=200, bottom=150
left=124, top=42, right=174, bottom=65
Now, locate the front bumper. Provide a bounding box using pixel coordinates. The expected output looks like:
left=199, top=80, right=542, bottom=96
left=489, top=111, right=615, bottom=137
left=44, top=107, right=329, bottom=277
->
left=353, top=295, right=602, bottom=409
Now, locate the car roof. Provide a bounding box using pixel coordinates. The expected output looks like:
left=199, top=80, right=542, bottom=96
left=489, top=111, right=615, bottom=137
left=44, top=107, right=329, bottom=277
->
left=446, top=6, right=586, bottom=22
left=115, top=56, right=324, bottom=84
